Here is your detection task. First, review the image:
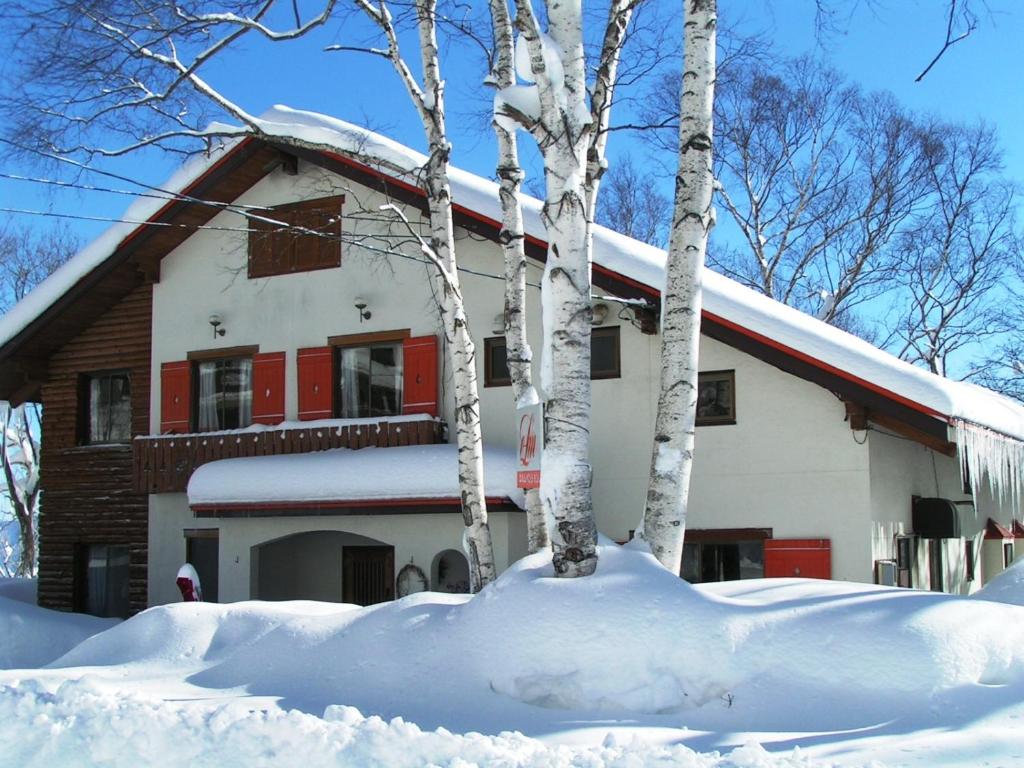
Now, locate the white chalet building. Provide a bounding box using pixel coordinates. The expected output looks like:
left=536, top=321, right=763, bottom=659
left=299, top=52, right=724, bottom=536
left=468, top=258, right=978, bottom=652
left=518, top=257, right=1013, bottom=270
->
left=0, top=108, right=1022, bottom=616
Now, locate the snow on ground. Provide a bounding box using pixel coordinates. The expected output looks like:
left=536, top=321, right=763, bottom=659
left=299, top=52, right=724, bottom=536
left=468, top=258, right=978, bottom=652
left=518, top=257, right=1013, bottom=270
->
left=974, top=556, right=1024, bottom=607
left=3, top=547, right=1024, bottom=767
left=0, top=580, right=117, bottom=669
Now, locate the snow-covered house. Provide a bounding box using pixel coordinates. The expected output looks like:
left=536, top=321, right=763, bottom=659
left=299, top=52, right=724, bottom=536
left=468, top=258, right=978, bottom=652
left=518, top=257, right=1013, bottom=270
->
left=2, top=108, right=1022, bottom=617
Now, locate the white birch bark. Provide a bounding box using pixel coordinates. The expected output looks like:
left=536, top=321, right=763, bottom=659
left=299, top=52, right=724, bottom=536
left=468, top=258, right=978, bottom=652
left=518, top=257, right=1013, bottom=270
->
left=358, top=0, right=496, bottom=589
left=504, top=0, right=597, bottom=577
left=488, top=0, right=547, bottom=553
left=640, top=0, right=716, bottom=572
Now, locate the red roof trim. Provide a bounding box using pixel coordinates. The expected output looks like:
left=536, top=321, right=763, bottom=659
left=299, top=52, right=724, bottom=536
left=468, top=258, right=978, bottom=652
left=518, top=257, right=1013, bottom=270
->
left=702, top=310, right=948, bottom=422
left=191, top=495, right=513, bottom=513
left=985, top=517, right=1014, bottom=540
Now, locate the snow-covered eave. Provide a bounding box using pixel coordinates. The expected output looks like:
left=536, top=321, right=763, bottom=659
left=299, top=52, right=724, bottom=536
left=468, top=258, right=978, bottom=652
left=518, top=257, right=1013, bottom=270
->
left=0, top=138, right=253, bottom=360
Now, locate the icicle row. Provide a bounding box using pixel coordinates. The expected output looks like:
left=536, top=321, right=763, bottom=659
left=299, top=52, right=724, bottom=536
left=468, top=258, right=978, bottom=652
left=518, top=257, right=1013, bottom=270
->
left=955, top=419, right=1024, bottom=515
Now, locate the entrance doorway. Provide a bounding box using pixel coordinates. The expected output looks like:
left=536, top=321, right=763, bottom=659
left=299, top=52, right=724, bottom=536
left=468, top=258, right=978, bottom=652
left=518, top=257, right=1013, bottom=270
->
left=343, top=546, right=395, bottom=605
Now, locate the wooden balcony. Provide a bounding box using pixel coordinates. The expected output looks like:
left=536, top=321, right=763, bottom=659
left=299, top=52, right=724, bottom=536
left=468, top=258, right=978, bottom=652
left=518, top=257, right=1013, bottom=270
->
left=133, top=418, right=445, bottom=494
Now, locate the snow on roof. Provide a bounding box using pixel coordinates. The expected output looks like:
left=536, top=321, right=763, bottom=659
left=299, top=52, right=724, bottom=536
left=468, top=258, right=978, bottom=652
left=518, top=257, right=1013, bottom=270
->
left=187, top=443, right=525, bottom=509
left=0, top=141, right=241, bottom=351
left=4, top=105, right=1024, bottom=446
left=250, top=107, right=1024, bottom=444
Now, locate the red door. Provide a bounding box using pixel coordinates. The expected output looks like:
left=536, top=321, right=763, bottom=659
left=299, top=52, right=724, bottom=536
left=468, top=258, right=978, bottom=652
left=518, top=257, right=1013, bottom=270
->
left=764, top=539, right=831, bottom=579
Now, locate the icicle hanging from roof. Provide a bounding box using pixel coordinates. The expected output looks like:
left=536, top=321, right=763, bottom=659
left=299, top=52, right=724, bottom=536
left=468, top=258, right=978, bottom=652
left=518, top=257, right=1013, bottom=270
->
left=955, top=419, right=1024, bottom=515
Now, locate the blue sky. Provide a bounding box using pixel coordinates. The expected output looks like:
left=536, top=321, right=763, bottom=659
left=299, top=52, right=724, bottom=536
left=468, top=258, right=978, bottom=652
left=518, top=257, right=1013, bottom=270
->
left=1, top=0, right=1021, bottom=298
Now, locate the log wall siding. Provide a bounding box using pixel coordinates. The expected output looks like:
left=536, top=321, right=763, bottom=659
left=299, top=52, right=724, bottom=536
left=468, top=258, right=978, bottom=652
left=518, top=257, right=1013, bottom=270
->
left=135, top=419, right=445, bottom=494
left=38, top=283, right=152, bottom=614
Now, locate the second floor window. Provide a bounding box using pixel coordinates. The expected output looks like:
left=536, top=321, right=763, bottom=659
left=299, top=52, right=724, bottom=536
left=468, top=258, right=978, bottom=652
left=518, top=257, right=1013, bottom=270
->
left=337, top=343, right=402, bottom=418
left=86, top=371, right=131, bottom=443
left=196, top=358, right=252, bottom=431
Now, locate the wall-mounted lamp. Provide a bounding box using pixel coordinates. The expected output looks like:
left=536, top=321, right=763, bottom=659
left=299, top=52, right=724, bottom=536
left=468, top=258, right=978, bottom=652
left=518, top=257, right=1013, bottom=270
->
left=591, top=303, right=609, bottom=326
left=492, top=313, right=506, bottom=336
left=354, top=298, right=372, bottom=323
left=208, top=313, right=226, bottom=338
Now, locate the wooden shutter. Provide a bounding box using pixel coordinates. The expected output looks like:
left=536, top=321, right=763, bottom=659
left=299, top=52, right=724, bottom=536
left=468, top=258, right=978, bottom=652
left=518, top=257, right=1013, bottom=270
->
left=764, top=539, right=832, bottom=579
left=402, top=335, right=439, bottom=417
left=297, top=346, right=333, bottom=420
left=248, top=196, right=343, bottom=278
left=251, top=352, right=286, bottom=425
left=160, top=361, right=192, bottom=434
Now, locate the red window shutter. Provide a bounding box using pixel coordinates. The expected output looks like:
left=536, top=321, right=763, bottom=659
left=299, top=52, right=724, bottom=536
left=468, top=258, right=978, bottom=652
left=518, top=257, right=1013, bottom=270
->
left=251, top=352, right=286, bottom=425
left=764, top=539, right=832, bottom=580
left=403, top=335, right=439, bottom=417
left=297, top=346, right=333, bottom=420
left=160, top=361, right=192, bottom=434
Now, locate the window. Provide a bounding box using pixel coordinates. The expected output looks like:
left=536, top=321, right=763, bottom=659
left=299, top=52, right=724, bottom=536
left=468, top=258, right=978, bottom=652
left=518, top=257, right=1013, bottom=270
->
left=680, top=529, right=769, bottom=583
left=195, top=357, right=252, bottom=431
left=591, top=326, right=621, bottom=379
left=336, top=341, right=403, bottom=418
left=77, top=544, right=130, bottom=618
left=185, top=530, right=219, bottom=603
left=248, top=195, right=343, bottom=278
left=483, top=326, right=621, bottom=387
left=965, top=540, right=975, bottom=582
left=484, top=337, right=511, bottom=388
left=696, top=370, right=736, bottom=426
left=1004, top=541, right=1015, bottom=568
left=83, top=371, right=131, bottom=443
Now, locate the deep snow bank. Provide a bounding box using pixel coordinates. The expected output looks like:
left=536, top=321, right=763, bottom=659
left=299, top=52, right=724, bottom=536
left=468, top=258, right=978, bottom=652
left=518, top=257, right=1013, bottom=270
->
left=974, top=557, right=1024, bottom=606
left=42, top=545, right=1024, bottom=726
left=0, top=678, right=808, bottom=768
left=0, top=579, right=117, bottom=669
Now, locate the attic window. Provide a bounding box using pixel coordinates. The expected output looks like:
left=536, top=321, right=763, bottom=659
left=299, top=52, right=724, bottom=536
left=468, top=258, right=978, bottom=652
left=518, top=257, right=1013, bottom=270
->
left=248, top=195, right=344, bottom=278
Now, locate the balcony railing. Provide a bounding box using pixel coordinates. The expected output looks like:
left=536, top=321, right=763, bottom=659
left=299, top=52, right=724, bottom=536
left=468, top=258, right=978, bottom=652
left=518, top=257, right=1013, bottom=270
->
left=133, top=418, right=445, bottom=494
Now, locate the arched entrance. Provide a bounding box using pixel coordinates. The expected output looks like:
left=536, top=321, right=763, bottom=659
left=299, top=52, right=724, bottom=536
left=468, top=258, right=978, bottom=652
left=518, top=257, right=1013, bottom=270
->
left=251, top=530, right=393, bottom=605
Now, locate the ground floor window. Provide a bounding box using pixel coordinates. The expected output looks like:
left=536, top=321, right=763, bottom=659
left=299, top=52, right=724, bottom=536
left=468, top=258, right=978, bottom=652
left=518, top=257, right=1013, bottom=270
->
left=185, top=529, right=219, bottom=603
left=681, top=529, right=769, bottom=583
left=78, top=544, right=130, bottom=618
left=1004, top=541, right=1015, bottom=568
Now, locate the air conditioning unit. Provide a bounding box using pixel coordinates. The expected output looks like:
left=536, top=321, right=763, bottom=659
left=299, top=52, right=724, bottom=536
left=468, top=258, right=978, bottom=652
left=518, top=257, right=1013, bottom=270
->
left=912, top=497, right=961, bottom=539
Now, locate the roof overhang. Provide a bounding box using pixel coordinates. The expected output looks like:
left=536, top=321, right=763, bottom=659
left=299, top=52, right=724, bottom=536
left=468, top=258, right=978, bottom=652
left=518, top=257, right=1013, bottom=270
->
left=192, top=495, right=521, bottom=518
left=0, top=129, right=986, bottom=458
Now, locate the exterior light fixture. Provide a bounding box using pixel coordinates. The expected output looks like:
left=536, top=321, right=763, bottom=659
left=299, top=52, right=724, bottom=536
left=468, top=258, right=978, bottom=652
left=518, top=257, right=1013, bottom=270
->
left=355, top=299, right=372, bottom=323
left=591, top=303, right=609, bottom=326
left=208, top=313, right=226, bottom=338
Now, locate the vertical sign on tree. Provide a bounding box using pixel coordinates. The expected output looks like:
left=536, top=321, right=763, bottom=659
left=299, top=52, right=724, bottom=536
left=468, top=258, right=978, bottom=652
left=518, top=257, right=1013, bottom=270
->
left=517, top=401, right=543, bottom=489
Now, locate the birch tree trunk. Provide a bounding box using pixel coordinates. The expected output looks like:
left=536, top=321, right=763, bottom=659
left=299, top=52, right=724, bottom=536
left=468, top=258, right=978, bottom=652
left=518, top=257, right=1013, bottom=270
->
left=640, top=0, right=716, bottom=572
left=509, top=0, right=597, bottom=577
left=0, top=403, right=40, bottom=577
left=488, top=0, right=547, bottom=553
left=358, top=0, right=496, bottom=589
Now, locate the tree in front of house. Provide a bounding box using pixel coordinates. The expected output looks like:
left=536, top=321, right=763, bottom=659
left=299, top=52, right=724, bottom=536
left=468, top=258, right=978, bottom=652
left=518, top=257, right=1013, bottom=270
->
left=2, top=0, right=500, bottom=590
left=638, top=0, right=715, bottom=572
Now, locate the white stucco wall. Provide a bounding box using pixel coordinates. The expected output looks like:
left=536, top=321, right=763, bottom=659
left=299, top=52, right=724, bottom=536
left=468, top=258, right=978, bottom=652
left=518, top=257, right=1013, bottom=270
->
left=147, top=158, right=1010, bottom=601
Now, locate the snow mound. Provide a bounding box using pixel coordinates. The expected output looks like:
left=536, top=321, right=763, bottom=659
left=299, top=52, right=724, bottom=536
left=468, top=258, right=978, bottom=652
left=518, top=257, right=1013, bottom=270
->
left=0, top=590, right=116, bottom=669
left=0, top=578, right=37, bottom=605
left=0, top=678, right=808, bottom=768
left=52, top=600, right=356, bottom=669
left=39, top=545, right=1024, bottom=728
left=974, top=557, right=1024, bottom=606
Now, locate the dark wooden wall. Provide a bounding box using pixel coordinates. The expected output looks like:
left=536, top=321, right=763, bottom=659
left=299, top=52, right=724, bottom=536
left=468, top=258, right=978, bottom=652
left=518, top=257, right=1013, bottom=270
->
left=38, top=282, right=152, bottom=614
